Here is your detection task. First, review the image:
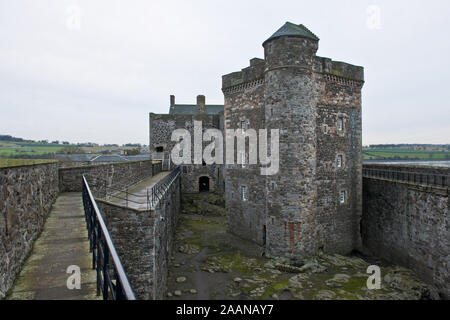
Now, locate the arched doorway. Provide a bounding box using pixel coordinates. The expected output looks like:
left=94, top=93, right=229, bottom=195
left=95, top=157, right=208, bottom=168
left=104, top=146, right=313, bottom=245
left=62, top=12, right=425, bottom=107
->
left=199, top=176, right=210, bottom=192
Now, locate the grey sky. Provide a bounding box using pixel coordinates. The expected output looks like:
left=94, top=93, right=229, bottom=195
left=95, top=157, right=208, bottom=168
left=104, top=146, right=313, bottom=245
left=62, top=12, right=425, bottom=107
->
left=0, top=0, right=449, bottom=145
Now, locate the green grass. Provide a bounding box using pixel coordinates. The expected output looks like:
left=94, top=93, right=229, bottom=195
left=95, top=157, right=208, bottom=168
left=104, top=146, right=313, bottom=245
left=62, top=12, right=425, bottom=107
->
left=363, top=148, right=450, bottom=161
left=0, top=140, right=66, bottom=157
left=0, top=158, right=58, bottom=168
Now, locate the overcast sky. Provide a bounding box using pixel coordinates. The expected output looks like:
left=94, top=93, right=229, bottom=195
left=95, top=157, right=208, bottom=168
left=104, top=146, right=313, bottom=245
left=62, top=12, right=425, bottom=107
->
left=0, top=0, right=449, bottom=145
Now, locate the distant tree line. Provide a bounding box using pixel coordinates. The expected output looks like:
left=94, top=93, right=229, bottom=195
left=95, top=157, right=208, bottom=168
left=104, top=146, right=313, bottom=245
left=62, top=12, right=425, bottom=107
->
left=1, top=134, right=146, bottom=148
left=367, top=144, right=449, bottom=149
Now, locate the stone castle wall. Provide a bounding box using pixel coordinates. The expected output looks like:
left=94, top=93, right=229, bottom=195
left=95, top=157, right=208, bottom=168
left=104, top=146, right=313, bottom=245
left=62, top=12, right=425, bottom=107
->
left=150, top=113, right=223, bottom=194
left=0, top=162, right=59, bottom=298
left=314, top=57, right=364, bottom=255
left=223, top=58, right=267, bottom=246
left=362, top=164, right=449, bottom=299
left=222, top=32, right=364, bottom=258
left=59, top=160, right=161, bottom=193
left=96, top=174, right=180, bottom=300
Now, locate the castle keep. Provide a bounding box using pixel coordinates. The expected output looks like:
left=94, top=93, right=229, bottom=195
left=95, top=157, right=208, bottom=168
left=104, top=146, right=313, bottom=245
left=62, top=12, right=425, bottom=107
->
left=150, top=22, right=364, bottom=258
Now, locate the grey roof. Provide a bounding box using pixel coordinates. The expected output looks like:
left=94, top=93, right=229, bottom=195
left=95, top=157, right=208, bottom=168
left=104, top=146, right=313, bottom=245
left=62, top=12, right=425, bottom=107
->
left=55, top=154, right=91, bottom=162
left=124, top=155, right=151, bottom=161
left=263, top=22, right=319, bottom=45
left=169, top=104, right=223, bottom=115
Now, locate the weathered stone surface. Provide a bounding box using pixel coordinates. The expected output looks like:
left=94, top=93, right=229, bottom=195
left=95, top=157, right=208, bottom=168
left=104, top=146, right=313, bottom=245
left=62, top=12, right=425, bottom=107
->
left=97, top=173, right=180, bottom=300
left=178, top=243, right=201, bottom=255
left=59, top=160, right=161, bottom=193
left=0, top=162, right=58, bottom=299
left=149, top=104, right=224, bottom=194
left=222, top=23, right=363, bottom=258
left=173, top=290, right=182, bottom=296
left=315, top=290, right=337, bottom=300
left=362, top=165, right=449, bottom=299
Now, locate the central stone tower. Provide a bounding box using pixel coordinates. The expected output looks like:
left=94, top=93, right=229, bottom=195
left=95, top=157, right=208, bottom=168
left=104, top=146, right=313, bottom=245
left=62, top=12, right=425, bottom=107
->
left=263, top=23, right=320, bottom=256
left=222, top=22, right=364, bottom=259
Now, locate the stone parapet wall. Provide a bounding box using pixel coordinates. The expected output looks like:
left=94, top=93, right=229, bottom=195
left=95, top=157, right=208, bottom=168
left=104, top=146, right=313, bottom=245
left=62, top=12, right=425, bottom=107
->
left=96, top=202, right=155, bottom=300
left=362, top=164, right=449, bottom=299
left=59, top=160, right=161, bottom=193
left=96, top=174, right=180, bottom=300
left=0, top=162, right=59, bottom=298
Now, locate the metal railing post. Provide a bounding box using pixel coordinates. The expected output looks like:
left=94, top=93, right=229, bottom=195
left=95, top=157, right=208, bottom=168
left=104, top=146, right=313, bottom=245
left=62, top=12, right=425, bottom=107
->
left=81, top=175, right=136, bottom=300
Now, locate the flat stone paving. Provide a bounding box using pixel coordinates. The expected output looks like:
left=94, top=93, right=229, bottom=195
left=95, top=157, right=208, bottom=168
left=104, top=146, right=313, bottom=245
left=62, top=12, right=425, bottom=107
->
left=107, top=171, right=171, bottom=210
left=7, top=193, right=100, bottom=300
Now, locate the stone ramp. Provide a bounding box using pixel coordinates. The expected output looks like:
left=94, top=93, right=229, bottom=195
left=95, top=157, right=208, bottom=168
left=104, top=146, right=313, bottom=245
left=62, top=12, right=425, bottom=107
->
left=107, top=171, right=171, bottom=210
left=7, top=193, right=99, bottom=300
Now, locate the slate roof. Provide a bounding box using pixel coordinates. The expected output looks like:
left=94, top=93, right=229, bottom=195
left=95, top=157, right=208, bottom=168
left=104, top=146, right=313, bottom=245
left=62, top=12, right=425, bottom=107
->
left=124, top=155, right=151, bottom=161
left=263, top=22, right=319, bottom=45
left=55, top=154, right=91, bottom=162
left=169, top=104, right=224, bottom=115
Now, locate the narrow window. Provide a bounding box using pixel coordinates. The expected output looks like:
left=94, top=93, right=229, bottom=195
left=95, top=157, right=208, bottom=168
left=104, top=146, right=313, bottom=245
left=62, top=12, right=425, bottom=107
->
left=241, top=152, right=245, bottom=168
left=241, top=120, right=246, bottom=133
left=270, top=108, right=274, bottom=116
left=179, top=138, right=184, bottom=157
left=241, top=186, right=247, bottom=201
left=337, top=118, right=343, bottom=131
left=202, top=159, right=206, bottom=166
left=340, top=190, right=346, bottom=204
left=337, top=155, right=343, bottom=168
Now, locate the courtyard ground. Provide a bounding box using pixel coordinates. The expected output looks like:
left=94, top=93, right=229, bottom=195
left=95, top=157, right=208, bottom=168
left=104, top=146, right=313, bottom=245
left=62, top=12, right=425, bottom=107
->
left=166, top=193, right=440, bottom=300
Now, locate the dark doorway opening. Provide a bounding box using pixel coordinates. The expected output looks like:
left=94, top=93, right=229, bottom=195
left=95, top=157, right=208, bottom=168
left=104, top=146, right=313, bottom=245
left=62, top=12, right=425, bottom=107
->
left=199, top=176, right=210, bottom=192
left=263, top=225, right=267, bottom=246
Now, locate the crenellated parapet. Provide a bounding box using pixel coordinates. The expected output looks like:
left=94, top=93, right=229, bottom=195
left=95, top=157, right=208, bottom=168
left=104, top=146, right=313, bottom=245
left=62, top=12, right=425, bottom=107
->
left=222, top=58, right=265, bottom=95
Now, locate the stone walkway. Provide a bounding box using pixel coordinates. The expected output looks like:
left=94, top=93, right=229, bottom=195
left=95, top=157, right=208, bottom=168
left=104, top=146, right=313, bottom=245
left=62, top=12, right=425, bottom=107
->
left=107, top=171, right=171, bottom=210
left=7, top=193, right=99, bottom=300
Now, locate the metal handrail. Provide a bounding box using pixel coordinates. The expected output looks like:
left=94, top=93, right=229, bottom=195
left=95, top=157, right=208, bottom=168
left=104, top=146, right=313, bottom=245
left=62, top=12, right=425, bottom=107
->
left=84, top=174, right=150, bottom=208
left=363, top=167, right=449, bottom=188
left=82, top=175, right=136, bottom=300
left=150, top=166, right=181, bottom=208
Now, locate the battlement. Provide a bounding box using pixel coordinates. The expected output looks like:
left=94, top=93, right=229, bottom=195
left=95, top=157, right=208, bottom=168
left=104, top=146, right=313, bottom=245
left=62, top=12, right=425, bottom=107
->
left=315, top=56, right=364, bottom=82
left=222, top=58, right=265, bottom=92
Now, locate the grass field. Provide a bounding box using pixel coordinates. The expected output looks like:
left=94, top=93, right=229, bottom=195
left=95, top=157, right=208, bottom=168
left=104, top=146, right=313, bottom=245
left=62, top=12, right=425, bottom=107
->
left=363, top=148, right=450, bottom=161
left=0, top=140, right=146, bottom=157
left=0, top=141, right=66, bottom=157
left=0, top=158, right=58, bottom=168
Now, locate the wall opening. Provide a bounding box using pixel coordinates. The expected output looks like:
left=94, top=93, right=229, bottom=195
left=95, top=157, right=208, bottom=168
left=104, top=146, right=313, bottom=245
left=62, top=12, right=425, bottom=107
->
left=263, top=225, right=267, bottom=246
left=199, top=176, right=210, bottom=192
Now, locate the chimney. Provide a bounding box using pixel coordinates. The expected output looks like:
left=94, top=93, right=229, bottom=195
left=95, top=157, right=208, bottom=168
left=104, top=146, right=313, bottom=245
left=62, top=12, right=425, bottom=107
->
left=196, top=95, right=206, bottom=114
left=170, top=95, right=175, bottom=107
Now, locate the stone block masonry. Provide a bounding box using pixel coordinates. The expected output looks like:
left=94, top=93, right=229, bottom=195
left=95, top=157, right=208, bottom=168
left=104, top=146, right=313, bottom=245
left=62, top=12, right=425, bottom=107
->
left=362, top=164, right=449, bottom=299
left=222, top=22, right=364, bottom=258
left=96, top=174, right=180, bottom=299
left=0, top=161, right=59, bottom=299
left=58, top=160, right=161, bottom=193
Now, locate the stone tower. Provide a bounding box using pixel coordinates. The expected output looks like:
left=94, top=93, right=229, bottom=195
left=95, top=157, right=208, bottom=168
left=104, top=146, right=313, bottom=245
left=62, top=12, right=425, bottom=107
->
left=263, top=22, right=320, bottom=257
left=222, top=22, right=364, bottom=258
